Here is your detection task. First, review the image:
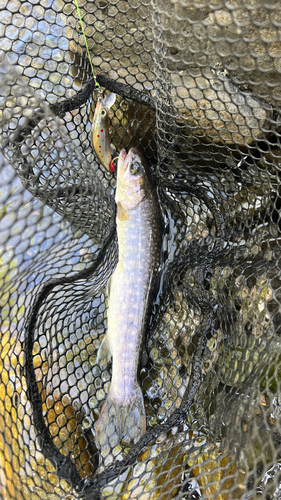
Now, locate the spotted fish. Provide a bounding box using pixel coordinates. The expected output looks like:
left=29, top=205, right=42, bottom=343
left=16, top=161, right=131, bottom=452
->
left=91, top=92, right=116, bottom=172
left=95, top=148, right=161, bottom=447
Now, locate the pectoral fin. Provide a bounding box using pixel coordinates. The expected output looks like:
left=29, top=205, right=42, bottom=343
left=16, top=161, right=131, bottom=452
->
left=117, top=201, right=129, bottom=221
left=97, top=334, right=112, bottom=366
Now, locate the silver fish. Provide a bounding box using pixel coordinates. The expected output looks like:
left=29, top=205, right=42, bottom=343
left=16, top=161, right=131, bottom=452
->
left=95, top=147, right=161, bottom=447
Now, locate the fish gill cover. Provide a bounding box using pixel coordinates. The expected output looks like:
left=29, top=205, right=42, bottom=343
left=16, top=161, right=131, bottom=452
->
left=0, top=0, right=281, bottom=498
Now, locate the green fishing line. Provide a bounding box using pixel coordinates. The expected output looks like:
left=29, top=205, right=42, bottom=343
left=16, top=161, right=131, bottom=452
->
left=74, top=0, right=100, bottom=89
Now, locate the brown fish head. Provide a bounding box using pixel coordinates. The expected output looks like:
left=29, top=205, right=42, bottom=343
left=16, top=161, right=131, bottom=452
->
left=116, top=148, right=151, bottom=211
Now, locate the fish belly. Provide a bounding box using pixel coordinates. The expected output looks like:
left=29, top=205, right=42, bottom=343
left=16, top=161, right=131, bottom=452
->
left=95, top=197, right=160, bottom=447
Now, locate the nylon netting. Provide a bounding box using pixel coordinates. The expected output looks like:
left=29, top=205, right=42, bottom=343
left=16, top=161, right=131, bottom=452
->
left=1, top=0, right=281, bottom=498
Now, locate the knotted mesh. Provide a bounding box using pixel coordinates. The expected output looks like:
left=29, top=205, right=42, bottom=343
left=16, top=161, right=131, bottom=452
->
left=1, top=1, right=281, bottom=498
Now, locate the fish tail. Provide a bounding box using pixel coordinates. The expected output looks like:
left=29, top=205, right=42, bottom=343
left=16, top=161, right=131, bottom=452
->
left=95, top=384, right=146, bottom=449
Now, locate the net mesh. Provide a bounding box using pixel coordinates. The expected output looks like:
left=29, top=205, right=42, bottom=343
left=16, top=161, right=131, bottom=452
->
left=1, top=0, right=281, bottom=498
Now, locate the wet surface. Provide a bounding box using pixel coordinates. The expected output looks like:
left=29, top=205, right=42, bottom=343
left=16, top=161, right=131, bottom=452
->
left=1, top=0, right=281, bottom=499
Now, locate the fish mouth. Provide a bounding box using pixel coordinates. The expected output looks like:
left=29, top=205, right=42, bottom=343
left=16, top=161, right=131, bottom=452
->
left=117, top=148, right=145, bottom=176
left=128, top=147, right=138, bottom=156
left=117, top=148, right=128, bottom=175
left=119, top=148, right=139, bottom=163
left=119, top=148, right=127, bottom=161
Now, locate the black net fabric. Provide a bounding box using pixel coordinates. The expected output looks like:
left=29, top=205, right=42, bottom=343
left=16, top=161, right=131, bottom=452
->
left=1, top=0, right=281, bottom=498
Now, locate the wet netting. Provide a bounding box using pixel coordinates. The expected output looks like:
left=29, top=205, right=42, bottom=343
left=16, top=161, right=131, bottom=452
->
left=1, top=0, right=281, bottom=498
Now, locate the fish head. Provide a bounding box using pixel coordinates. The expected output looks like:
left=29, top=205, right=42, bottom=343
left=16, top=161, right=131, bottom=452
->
left=116, top=148, right=151, bottom=211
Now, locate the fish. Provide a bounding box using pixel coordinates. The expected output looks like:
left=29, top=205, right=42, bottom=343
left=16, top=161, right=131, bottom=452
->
left=95, top=147, right=161, bottom=448
left=91, top=92, right=116, bottom=172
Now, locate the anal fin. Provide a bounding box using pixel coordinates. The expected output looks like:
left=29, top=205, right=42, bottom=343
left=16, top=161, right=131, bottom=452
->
left=97, top=334, right=112, bottom=366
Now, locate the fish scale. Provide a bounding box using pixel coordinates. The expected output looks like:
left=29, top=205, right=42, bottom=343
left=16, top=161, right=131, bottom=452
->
left=95, top=147, right=161, bottom=449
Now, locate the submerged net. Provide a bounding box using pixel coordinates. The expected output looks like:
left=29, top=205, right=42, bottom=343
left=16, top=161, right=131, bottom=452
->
left=1, top=0, right=281, bottom=498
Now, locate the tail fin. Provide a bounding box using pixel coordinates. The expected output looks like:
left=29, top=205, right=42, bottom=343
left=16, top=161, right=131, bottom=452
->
left=95, top=384, right=146, bottom=448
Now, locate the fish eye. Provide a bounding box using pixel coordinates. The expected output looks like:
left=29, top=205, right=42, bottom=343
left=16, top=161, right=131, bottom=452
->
left=130, top=161, right=142, bottom=176
left=101, top=109, right=106, bottom=117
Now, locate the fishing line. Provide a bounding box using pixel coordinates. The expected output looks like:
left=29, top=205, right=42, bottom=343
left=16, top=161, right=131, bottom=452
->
left=74, top=2, right=123, bottom=174
left=74, top=0, right=101, bottom=91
